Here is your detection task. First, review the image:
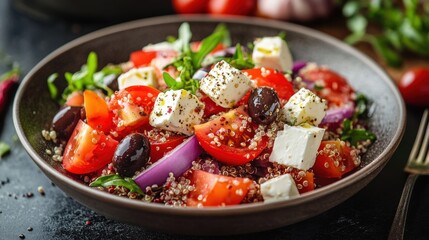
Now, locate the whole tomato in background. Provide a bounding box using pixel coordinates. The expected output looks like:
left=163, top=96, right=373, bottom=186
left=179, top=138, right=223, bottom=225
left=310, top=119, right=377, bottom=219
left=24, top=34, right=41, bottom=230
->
left=208, top=0, right=256, bottom=16
left=399, top=67, right=429, bottom=106
left=172, top=0, right=208, bottom=14
left=172, top=0, right=335, bottom=20
left=172, top=0, right=257, bottom=16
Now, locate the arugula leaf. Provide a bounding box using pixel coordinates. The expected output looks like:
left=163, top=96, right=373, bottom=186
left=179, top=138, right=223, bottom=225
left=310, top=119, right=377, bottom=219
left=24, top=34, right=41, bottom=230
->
left=341, top=119, right=376, bottom=146
left=90, top=174, right=144, bottom=195
left=0, top=142, right=10, bottom=158
left=162, top=23, right=230, bottom=94
left=47, top=52, right=123, bottom=103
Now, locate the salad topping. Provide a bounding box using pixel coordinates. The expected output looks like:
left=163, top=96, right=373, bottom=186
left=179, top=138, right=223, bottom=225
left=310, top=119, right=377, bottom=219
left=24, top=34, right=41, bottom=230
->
left=44, top=23, right=376, bottom=207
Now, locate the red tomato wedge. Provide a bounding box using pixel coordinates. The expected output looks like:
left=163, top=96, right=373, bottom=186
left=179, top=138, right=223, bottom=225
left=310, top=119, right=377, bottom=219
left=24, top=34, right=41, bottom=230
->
left=83, top=90, right=112, bottom=133
left=130, top=50, right=157, bottom=68
left=199, top=92, right=227, bottom=118
left=300, top=67, right=354, bottom=107
left=109, top=86, right=160, bottom=137
left=287, top=168, right=314, bottom=194
left=208, top=0, right=256, bottom=16
left=312, top=140, right=359, bottom=178
left=143, top=128, right=187, bottom=163
left=194, top=107, right=268, bottom=165
left=242, top=68, right=295, bottom=101
left=62, top=120, right=118, bottom=174
left=187, top=170, right=252, bottom=207
left=172, top=0, right=208, bottom=14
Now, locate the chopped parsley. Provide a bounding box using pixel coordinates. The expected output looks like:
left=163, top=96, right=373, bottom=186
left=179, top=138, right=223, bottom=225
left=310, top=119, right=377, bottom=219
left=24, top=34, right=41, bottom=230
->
left=341, top=119, right=376, bottom=146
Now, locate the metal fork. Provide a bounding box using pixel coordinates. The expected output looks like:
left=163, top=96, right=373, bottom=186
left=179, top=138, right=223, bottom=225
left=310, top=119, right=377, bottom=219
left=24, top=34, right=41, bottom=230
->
left=389, top=109, right=429, bottom=240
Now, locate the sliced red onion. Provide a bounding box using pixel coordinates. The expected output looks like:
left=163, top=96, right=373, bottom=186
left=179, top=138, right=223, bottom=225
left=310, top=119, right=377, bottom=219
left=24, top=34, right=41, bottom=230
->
left=292, top=60, right=307, bottom=73
left=320, top=103, right=355, bottom=130
left=134, top=136, right=202, bottom=189
left=192, top=69, right=208, bottom=80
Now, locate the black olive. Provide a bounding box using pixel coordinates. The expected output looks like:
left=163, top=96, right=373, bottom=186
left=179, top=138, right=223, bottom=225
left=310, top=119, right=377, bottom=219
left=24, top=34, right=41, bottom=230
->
left=113, top=133, right=150, bottom=178
left=247, top=87, right=280, bottom=125
left=52, top=106, right=84, bottom=141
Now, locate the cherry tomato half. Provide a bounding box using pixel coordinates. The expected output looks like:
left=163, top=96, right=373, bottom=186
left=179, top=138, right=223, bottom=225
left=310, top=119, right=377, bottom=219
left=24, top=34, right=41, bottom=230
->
left=399, top=67, right=429, bottom=106
left=312, top=140, right=359, bottom=179
left=194, top=107, right=268, bottom=165
left=242, top=67, right=295, bottom=101
left=300, top=67, right=354, bottom=107
left=62, top=120, right=118, bottom=174
left=109, top=86, right=160, bottom=138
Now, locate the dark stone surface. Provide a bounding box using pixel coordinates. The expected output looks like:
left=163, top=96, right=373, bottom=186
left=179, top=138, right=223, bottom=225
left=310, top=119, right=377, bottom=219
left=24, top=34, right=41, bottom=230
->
left=1, top=0, right=428, bottom=239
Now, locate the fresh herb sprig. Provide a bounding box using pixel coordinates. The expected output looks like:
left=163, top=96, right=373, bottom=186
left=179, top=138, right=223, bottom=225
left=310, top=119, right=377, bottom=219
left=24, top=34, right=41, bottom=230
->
left=340, top=92, right=376, bottom=146
left=341, top=119, right=377, bottom=146
left=90, top=174, right=144, bottom=195
left=342, top=0, right=429, bottom=67
left=47, top=52, right=123, bottom=103
left=163, top=23, right=231, bottom=94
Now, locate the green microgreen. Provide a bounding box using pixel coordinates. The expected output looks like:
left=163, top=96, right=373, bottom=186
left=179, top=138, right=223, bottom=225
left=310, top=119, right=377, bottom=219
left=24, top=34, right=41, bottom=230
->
left=47, top=52, right=123, bottom=104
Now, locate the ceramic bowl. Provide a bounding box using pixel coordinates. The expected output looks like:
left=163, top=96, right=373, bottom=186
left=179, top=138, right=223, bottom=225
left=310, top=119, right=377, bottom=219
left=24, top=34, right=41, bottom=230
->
left=13, top=15, right=405, bottom=235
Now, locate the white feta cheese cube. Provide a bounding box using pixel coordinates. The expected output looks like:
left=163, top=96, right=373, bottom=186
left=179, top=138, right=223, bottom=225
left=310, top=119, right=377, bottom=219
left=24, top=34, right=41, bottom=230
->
left=261, top=174, right=299, bottom=202
left=282, top=88, right=327, bottom=126
left=252, top=36, right=293, bottom=72
left=118, top=67, right=158, bottom=90
left=200, top=60, right=252, bottom=108
left=269, top=124, right=324, bottom=170
left=149, top=89, right=204, bottom=136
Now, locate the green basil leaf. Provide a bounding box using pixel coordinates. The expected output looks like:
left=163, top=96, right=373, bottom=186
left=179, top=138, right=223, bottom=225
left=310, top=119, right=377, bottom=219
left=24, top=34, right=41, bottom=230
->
left=90, top=174, right=144, bottom=195
left=0, top=142, right=10, bottom=158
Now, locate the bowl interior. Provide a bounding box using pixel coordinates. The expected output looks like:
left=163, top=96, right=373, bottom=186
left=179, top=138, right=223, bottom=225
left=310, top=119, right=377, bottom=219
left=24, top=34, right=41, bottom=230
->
left=13, top=16, right=405, bottom=234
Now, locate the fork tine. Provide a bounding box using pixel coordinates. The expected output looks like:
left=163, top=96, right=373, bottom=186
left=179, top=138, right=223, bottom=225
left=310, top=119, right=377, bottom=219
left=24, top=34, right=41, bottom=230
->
left=416, top=110, right=429, bottom=164
left=408, top=109, right=428, bottom=164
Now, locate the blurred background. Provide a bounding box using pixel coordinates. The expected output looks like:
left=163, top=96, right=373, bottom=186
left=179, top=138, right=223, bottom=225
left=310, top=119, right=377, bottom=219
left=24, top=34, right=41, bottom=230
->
left=5, top=0, right=429, bottom=106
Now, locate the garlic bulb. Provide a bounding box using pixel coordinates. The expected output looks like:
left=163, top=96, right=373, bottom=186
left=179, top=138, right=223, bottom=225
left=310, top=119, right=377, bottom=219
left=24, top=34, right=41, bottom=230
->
left=257, top=0, right=336, bottom=22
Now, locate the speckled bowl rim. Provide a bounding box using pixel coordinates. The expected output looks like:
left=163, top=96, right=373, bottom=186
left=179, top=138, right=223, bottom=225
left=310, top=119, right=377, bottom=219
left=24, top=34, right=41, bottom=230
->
left=13, top=15, right=406, bottom=217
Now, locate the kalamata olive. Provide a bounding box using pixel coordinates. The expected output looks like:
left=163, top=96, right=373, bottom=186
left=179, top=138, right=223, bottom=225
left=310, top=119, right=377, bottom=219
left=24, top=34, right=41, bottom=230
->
left=247, top=87, right=280, bottom=125
left=52, top=106, right=84, bottom=141
left=103, top=74, right=119, bottom=92
left=113, top=133, right=150, bottom=177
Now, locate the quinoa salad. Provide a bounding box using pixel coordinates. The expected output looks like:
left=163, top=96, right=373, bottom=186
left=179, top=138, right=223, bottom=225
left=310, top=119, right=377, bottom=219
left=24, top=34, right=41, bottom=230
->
left=43, top=23, right=376, bottom=207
